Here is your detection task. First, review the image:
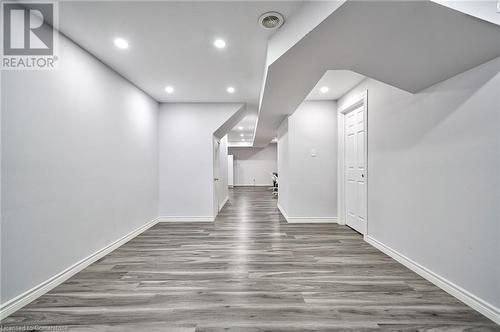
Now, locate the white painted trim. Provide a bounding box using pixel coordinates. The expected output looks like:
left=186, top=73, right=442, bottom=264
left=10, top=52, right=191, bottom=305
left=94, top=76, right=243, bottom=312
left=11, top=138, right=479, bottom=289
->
left=277, top=202, right=289, bottom=221
left=0, top=217, right=159, bottom=320
left=365, top=235, right=500, bottom=325
left=233, top=184, right=273, bottom=187
left=286, top=217, right=338, bottom=224
left=337, top=105, right=346, bottom=225
left=277, top=203, right=338, bottom=223
left=337, top=90, right=368, bottom=234
left=219, top=196, right=229, bottom=210
left=158, top=216, right=214, bottom=222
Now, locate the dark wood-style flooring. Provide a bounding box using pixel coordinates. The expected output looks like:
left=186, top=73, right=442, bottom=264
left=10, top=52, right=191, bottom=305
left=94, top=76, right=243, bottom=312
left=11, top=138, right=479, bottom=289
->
left=2, top=187, right=498, bottom=331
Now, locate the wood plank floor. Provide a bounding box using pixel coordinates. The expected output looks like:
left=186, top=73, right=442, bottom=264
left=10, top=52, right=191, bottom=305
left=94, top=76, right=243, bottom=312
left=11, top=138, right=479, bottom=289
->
left=2, top=187, right=498, bottom=331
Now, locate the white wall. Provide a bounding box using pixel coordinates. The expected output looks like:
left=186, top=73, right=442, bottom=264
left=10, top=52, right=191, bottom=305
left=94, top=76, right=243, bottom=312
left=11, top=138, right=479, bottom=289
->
left=278, top=101, right=338, bottom=219
left=430, top=0, right=499, bottom=25
left=217, top=135, right=229, bottom=209
left=158, top=103, right=242, bottom=219
left=277, top=120, right=290, bottom=212
left=229, top=144, right=277, bottom=186
left=338, top=57, right=500, bottom=312
left=1, top=34, right=158, bottom=305
left=228, top=155, right=234, bottom=187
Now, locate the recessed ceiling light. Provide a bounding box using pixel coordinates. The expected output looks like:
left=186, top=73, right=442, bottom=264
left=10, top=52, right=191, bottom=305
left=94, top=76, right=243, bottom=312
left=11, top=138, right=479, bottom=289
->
left=227, top=86, right=235, bottom=94
left=114, top=38, right=129, bottom=49
left=214, top=39, right=226, bottom=49
left=238, top=126, right=244, bottom=130
left=241, top=139, right=245, bottom=142
left=320, top=86, right=329, bottom=93
left=165, top=86, right=174, bottom=94
left=240, top=133, right=244, bottom=137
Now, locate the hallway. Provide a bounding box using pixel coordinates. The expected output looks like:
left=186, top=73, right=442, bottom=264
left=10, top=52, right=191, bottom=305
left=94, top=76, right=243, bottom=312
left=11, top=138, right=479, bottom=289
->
left=2, top=187, right=496, bottom=331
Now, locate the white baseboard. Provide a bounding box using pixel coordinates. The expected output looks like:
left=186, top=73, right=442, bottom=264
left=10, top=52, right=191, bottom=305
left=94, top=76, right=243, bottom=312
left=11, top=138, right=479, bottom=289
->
left=219, top=196, right=229, bottom=210
left=277, top=202, right=289, bottom=220
left=234, top=184, right=272, bottom=187
left=277, top=203, right=338, bottom=223
left=286, top=217, right=338, bottom=223
left=365, top=235, right=500, bottom=326
left=158, top=216, right=214, bottom=222
left=0, top=217, right=159, bottom=320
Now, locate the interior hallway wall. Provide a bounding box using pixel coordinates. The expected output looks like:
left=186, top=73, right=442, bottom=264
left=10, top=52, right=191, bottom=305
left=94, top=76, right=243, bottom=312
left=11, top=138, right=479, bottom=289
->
left=338, top=57, right=500, bottom=311
left=1, top=33, right=159, bottom=305
left=277, top=120, right=290, bottom=212
left=158, top=103, right=242, bottom=219
left=217, top=135, right=229, bottom=209
left=278, top=100, right=338, bottom=219
left=228, top=155, right=234, bottom=187
left=229, top=144, right=277, bottom=186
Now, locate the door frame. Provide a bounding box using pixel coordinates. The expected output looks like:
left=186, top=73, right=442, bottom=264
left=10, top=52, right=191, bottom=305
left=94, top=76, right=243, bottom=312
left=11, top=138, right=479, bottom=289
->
left=213, top=136, right=221, bottom=218
left=337, top=90, right=368, bottom=235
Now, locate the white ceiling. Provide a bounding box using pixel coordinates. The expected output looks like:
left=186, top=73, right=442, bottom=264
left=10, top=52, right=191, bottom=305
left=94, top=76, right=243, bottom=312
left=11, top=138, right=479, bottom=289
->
left=58, top=1, right=303, bottom=145
left=254, top=0, right=500, bottom=146
left=227, top=108, right=258, bottom=142
left=57, top=1, right=499, bottom=147
left=431, top=0, right=500, bottom=25
left=306, top=70, right=365, bottom=101
left=228, top=70, right=365, bottom=144
left=58, top=1, right=303, bottom=106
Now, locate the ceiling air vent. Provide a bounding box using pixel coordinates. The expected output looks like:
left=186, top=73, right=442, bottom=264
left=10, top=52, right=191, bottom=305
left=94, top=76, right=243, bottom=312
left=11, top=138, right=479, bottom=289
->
left=258, top=12, right=284, bottom=29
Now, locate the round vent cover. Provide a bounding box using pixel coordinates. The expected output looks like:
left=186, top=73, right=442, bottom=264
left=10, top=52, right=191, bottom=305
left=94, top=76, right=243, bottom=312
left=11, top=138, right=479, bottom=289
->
left=259, top=12, right=284, bottom=29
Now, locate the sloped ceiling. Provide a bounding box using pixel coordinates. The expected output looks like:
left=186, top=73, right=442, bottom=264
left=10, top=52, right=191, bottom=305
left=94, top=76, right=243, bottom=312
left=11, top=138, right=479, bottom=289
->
left=254, top=0, right=500, bottom=146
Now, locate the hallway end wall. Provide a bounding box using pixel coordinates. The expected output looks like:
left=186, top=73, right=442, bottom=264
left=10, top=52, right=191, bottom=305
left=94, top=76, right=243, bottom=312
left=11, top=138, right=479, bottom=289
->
left=229, top=144, right=277, bottom=186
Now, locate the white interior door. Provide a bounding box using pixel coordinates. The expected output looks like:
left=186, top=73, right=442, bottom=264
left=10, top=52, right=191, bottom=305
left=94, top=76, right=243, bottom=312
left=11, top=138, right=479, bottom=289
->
left=213, top=138, right=220, bottom=216
left=344, top=105, right=367, bottom=234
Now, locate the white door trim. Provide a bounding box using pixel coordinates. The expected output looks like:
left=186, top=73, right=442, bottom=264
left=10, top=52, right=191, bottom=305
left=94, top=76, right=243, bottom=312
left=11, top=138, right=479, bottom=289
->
left=213, top=137, right=221, bottom=218
left=338, top=90, right=368, bottom=235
